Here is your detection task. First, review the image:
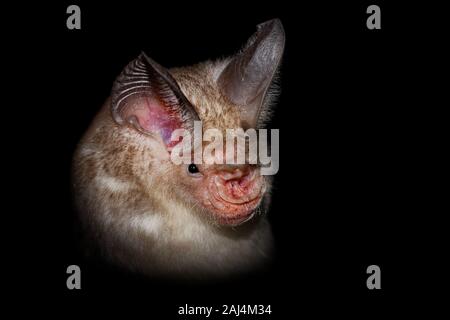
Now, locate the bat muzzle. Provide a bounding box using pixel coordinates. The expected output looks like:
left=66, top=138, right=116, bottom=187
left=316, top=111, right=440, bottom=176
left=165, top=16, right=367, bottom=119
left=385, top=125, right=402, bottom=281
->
left=207, top=167, right=265, bottom=226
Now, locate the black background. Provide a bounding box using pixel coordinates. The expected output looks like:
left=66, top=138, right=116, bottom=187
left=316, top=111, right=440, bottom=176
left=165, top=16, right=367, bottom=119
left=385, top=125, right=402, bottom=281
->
left=9, top=0, right=446, bottom=318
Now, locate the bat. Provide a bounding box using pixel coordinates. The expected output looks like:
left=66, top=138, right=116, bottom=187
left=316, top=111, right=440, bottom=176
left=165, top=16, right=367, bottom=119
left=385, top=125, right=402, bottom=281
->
left=72, top=19, right=285, bottom=278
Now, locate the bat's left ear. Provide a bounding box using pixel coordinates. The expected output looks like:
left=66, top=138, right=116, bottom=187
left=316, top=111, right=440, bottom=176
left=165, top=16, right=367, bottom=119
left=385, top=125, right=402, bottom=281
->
left=218, top=19, right=285, bottom=128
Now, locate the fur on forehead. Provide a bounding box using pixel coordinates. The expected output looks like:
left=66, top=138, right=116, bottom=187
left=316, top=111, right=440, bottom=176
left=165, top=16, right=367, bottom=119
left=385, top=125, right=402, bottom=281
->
left=169, top=60, right=242, bottom=131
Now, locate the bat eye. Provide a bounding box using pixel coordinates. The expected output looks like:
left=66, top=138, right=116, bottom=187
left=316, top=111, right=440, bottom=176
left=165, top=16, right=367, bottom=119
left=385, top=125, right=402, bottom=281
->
left=187, top=164, right=200, bottom=176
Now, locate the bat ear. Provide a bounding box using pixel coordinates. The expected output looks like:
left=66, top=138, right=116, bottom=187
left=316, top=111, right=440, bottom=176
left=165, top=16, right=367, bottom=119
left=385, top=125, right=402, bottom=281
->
left=111, top=53, right=199, bottom=147
left=218, top=19, right=285, bottom=128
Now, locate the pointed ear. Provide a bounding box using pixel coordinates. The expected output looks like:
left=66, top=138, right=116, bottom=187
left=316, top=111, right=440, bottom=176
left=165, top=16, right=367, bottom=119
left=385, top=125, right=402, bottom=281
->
left=218, top=19, right=285, bottom=128
left=111, top=53, right=199, bottom=147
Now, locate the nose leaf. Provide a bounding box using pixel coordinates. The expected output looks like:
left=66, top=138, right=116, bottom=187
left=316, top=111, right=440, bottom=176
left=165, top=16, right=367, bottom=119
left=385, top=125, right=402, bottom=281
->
left=220, top=168, right=248, bottom=181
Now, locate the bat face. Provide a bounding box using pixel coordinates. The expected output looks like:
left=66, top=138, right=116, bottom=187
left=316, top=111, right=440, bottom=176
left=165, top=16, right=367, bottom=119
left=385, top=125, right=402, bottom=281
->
left=159, top=146, right=267, bottom=226
left=144, top=64, right=270, bottom=227
left=73, top=19, right=285, bottom=276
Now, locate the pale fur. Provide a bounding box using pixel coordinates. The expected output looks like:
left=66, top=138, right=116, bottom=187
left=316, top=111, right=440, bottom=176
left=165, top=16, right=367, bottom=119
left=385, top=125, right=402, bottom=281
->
left=72, top=60, right=274, bottom=278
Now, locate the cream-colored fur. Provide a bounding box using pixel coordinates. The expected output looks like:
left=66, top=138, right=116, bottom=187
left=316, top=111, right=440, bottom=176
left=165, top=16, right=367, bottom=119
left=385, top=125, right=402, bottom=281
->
left=72, top=61, right=274, bottom=278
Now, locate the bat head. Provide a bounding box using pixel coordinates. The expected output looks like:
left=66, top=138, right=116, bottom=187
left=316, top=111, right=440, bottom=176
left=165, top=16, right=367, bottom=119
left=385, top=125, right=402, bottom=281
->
left=110, top=19, right=285, bottom=226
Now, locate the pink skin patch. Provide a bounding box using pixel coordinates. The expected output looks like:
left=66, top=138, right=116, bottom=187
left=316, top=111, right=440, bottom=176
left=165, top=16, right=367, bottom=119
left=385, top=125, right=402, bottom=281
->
left=125, top=96, right=183, bottom=147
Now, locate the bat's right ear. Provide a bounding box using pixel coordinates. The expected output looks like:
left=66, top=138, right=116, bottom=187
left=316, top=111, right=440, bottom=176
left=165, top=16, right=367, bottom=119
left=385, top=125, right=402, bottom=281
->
left=111, top=53, right=199, bottom=147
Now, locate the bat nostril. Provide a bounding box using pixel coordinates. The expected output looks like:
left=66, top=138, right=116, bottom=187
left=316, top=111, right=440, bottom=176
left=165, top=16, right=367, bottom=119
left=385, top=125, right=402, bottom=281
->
left=213, top=168, right=262, bottom=203
left=219, top=170, right=258, bottom=194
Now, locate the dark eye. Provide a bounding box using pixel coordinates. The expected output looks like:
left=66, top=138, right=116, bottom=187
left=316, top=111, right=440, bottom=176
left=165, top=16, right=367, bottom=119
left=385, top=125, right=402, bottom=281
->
left=187, top=164, right=200, bottom=174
